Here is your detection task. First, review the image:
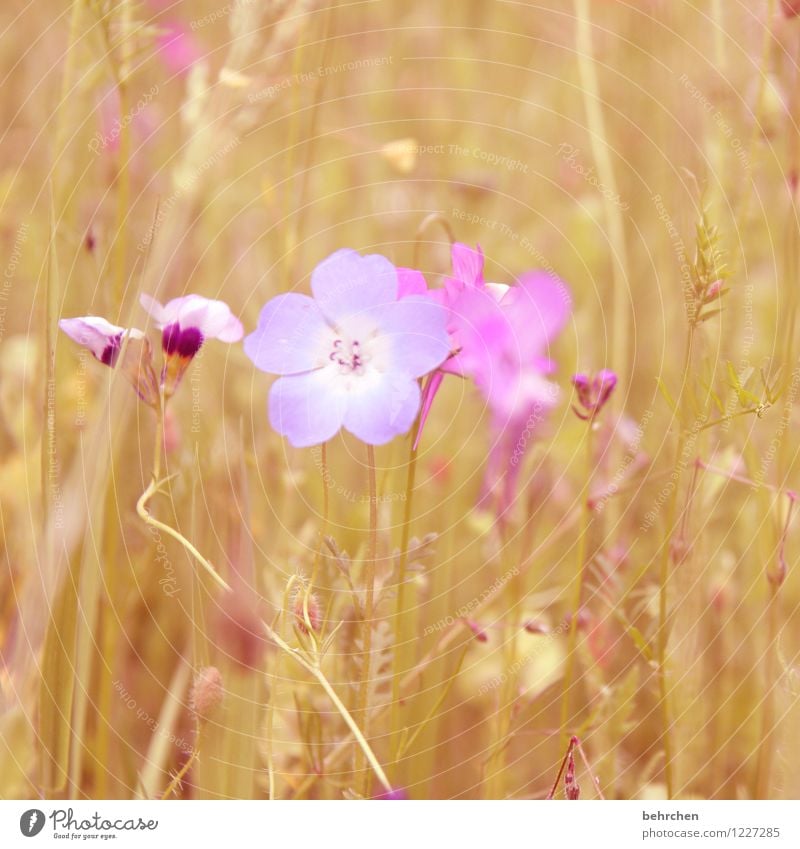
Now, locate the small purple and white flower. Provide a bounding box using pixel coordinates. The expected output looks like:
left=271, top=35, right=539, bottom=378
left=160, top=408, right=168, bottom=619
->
left=244, top=249, right=451, bottom=447
left=58, top=316, right=160, bottom=405
left=58, top=316, right=143, bottom=367
left=140, top=293, right=243, bottom=395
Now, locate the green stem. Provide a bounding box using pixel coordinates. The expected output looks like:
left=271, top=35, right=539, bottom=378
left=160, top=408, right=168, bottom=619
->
left=355, top=445, right=378, bottom=796
left=754, top=585, right=780, bottom=798
left=112, top=0, right=133, bottom=309
left=559, top=422, right=594, bottom=752
left=655, top=327, right=695, bottom=799
left=574, top=0, right=629, bottom=389
left=390, top=436, right=418, bottom=759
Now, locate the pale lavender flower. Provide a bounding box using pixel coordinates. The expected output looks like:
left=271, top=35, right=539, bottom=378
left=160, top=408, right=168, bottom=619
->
left=244, top=249, right=450, bottom=447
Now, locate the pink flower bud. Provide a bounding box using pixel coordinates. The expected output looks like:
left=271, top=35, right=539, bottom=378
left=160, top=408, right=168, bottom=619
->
left=293, top=590, right=321, bottom=635
left=190, top=666, right=223, bottom=721
left=571, top=369, right=617, bottom=421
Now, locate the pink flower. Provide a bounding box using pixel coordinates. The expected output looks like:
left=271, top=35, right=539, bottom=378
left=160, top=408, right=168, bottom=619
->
left=58, top=316, right=160, bottom=405
left=415, top=243, right=570, bottom=445
left=244, top=249, right=451, bottom=447
left=140, top=293, right=243, bottom=396
left=410, top=242, right=571, bottom=514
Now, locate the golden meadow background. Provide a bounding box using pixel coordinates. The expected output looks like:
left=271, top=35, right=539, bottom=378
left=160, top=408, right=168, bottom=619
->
left=1, top=0, right=800, bottom=800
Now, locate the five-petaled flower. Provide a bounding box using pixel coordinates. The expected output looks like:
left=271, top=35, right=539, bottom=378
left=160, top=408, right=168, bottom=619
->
left=571, top=369, right=617, bottom=421
left=244, top=248, right=451, bottom=447
left=140, top=293, right=244, bottom=396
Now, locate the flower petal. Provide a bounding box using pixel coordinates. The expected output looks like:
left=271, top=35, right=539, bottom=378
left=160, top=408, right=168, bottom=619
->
left=59, top=316, right=134, bottom=360
left=450, top=242, right=484, bottom=289
left=507, top=272, right=572, bottom=350
left=140, top=293, right=168, bottom=326
left=175, top=295, right=243, bottom=341
left=342, top=372, right=420, bottom=445
left=368, top=295, right=451, bottom=378
left=396, top=267, right=428, bottom=298
left=244, top=293, right=333, bottom=376
left=268, top=370, right=346, bottom=448
left=311, top=249, right=398, bottom=324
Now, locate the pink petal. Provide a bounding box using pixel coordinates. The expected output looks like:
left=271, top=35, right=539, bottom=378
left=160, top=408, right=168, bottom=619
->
left=396, top=267, right=428, bottom=298
left=342, top=373, right=421, bottom=445
left=507, top=272, right=572, bottom=349
left=450, top=242, right=484, bottom=289
left=244, top=293, right=331, bottom=375
left=269, top=371, right=347, bottom=448
left=311, top=249, right=398, bottom=324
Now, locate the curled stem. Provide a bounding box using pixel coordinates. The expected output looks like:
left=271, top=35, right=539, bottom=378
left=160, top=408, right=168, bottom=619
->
left=137, top=398, right=231, bottom=594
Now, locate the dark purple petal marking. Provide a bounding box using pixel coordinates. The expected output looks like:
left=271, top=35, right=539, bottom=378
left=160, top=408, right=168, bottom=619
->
left=100, top=334, right=122, bottom=367
left=162, top=322, right=204, bottom=359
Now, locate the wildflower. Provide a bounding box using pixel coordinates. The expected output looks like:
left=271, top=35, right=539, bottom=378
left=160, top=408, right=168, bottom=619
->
left=58, top=316, right=160, bottom=406
left=571, top=369, right=617, bottom=421
left=415, top=243, right=570, bottom=454
left=140, top=293, right=243, bottom=396
left=244, top=249, right=450, bottom=447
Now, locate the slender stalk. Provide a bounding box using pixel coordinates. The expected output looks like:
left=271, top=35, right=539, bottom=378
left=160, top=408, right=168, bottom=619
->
left=547, top=735, right=578, bottom=799
left=354, top=445, right=378, bottom=796
left=734, top=0, right=776, bottom=227
left=559, top=423, right=594, bottom=752
left=390, top=437, right=418, bottom=759
left=754, top=494, right=795, bottom=797
left=287, top=500, right=585, bottom=799
left=754, top=585, right=780, bottom=799
left=161, top=727, right=201, bottom=799
left=483, top=524, right=526, bottom=798
left=261, top=619, right=393, bottom=795
left=136, top=397, right=231, bottom=593
left=655, top=326, right=695, bottom=800
left=292, top=3, right=335, bottom=263
left=573, top=0, right=629, bottom=392
left=112, top=0, right=133, bottom=308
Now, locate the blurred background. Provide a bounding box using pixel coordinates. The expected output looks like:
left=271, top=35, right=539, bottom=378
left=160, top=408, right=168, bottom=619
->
left=1, top=0, right=800, bottom=800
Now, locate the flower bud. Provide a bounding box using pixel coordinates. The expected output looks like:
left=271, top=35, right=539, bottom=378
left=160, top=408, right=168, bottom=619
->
left=293, top=589, right=321, bottom=635
left=571, top=369, right=617, bottom=421
left=190, top=666, right=223, bottom=722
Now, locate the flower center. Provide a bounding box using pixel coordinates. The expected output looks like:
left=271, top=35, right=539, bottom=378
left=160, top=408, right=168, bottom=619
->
left=329, top=337, right=368, bottom=374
